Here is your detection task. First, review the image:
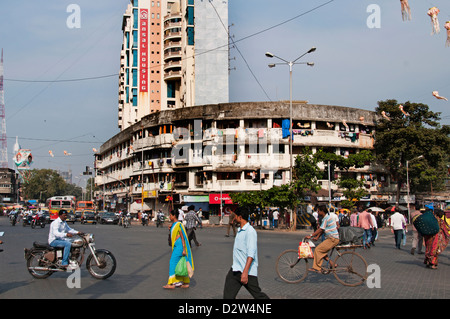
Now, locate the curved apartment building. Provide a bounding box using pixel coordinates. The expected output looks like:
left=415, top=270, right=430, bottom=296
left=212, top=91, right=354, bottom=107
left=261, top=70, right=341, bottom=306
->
left=95, top=102, right=388, bottom=214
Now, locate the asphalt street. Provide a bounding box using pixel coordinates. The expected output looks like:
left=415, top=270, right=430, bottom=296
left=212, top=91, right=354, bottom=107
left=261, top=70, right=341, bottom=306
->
left=1, top=216, right=449, bottom=301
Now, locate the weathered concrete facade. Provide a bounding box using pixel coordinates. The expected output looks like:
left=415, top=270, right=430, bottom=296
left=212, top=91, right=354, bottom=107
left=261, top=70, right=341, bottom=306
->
left=95, top=102, right=384, bottom=214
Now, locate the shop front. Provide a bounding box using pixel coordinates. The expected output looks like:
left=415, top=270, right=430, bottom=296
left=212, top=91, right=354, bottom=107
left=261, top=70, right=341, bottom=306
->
left=208, top=193, right=237, bottom=225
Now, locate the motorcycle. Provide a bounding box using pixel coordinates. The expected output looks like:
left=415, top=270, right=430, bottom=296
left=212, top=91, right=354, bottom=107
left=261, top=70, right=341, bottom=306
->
left=31, top=215, right=45, bottom=229
left=22, top=215, right=33, bottom=227
left=141, top=215, right=149, bottom=226
left=156, top=213, right=164, bottom=228
left=24, top=233, right=116, bottom=280
left=10, top=214, right=17, bottom=226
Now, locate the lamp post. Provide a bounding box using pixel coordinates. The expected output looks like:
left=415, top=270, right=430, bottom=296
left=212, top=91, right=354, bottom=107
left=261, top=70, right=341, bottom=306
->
left=406, top=155, right=424, bottom=223
left=265, top=47, right=316, bottom=183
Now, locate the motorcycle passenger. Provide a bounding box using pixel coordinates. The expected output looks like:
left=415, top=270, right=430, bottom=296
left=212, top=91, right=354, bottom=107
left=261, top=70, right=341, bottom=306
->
left=48, top=210, right=81, bottom=268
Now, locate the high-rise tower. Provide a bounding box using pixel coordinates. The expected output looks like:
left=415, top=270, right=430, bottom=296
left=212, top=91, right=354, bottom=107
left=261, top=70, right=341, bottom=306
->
left=117, top=0, right=229, bottom=131
left=0, top=49, right=8, bottom=168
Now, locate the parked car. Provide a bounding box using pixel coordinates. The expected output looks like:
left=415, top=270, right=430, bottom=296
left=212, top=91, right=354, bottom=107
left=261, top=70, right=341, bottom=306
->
left=81, top=211, right=97, bottom=224
left=100, top=212, right=119, bottom=224
left=96, top=211, right=108, bottom=222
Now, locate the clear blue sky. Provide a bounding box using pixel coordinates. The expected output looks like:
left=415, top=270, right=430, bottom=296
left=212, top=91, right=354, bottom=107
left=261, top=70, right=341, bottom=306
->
left=0, top=0, right=449, bottom=187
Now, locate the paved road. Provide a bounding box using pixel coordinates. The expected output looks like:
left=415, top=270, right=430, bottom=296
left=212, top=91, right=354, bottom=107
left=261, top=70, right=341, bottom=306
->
left=1, top=216, right=449, bottom=300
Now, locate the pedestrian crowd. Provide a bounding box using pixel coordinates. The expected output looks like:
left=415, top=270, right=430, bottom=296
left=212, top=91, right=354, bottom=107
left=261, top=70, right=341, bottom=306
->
left=161, top=201, right=449, bottom=298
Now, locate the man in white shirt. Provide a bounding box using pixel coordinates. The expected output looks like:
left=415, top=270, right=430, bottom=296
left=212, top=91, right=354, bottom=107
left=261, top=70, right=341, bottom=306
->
left=272, top=210, right=279, bottom=228
left=390, top=210, right=406, bottom=249
left=48, top=210, right=81, bottom=267
left=178, top=208, right=185, bottom=223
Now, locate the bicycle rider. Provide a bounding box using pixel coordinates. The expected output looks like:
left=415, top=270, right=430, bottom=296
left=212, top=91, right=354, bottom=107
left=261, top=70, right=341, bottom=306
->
left=304, top=204, right=340, bottom=273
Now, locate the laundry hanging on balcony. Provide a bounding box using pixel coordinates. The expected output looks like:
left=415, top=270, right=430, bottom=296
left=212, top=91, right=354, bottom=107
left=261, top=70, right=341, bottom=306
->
left=282, top=119, right=291, bottom=139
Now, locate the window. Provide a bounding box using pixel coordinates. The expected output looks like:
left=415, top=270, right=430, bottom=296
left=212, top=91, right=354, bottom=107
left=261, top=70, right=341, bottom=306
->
left=132, top=30, right=138, bottom=48
left=132, top=89, right=138, bottom=106
left=132, top=50, right=138, bottom=67
left=187, top=27, right=194, bottom=46
left=133, top=10, right=138, bottom=29
left=132, top=69, right=138, bottom=87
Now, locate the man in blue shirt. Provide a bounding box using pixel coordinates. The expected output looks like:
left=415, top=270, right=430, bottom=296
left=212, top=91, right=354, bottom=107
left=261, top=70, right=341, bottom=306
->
left=223, top=207, right=269, bottom=299
left=305, top=204, right=340, bottom=272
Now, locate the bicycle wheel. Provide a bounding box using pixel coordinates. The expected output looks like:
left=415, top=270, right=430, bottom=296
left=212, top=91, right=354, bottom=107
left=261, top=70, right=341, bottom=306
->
left=276, top=249, right=308, bottom=284
left=333, top=251, right=368, bottom=287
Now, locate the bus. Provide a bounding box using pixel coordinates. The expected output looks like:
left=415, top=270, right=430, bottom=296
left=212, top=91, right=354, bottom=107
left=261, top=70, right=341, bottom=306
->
left=76, top=200, right=94, bottom=211
left=46, top=196, right=76, bottom=220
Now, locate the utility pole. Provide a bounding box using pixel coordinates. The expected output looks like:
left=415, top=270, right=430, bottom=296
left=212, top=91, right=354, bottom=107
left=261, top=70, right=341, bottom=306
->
left=0, top=49, right=8, bottom=168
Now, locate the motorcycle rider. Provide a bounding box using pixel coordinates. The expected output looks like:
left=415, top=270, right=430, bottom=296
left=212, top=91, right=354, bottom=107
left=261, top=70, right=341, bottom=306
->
left=156, top=209, right=164, bottom=226
left=48, top=210, right=81, bottom=268
left=141, top=211, right=148, bottom=226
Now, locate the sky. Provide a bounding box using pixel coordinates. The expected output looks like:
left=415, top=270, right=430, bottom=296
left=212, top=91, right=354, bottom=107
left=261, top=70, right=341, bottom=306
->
left=0, top=0, right=449, bottom=189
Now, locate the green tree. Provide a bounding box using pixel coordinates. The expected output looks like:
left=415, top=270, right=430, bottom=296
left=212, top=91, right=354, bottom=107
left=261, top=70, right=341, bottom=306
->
left=314, top=148, right=374, bottom=209
left=374, top=99, right=450, bottom=201
left=21, top=169, right=82, bottom=202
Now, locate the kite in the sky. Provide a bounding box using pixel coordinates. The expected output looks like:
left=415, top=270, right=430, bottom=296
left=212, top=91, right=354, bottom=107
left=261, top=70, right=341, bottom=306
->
left=432, top=90, right=448, bottom=101
left=399, top=105, right=410, bottom=116
left=63, top=150, right=72, bottom=156
left=427, top=7, right=440, bottom=35
left=445, top=21, right=450, bottom=47
left=381, top=111, right=390, bottom=121
left=400, top=0, right=411, bottom=21
left=49, top=150, right=54, bottom=157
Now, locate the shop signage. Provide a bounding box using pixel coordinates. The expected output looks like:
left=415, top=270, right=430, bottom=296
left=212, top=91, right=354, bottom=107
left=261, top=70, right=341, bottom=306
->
left=139, top=9, right=148, bottom=92
left=209, top=193, right=233, bottom=204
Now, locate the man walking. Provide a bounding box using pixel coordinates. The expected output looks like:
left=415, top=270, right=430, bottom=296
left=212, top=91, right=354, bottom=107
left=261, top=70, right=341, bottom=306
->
left=358, top=208, right=374, bottom=249
left=225, top=209, right=237, bottom=237
left=223, top=207, right=269, bottom=299
left=390, top=208, right=407, bottom=249
left=184, top=205, right=201, bottom=247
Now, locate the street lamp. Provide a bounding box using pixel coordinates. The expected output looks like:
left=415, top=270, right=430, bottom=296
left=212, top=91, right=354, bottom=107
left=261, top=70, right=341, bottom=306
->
left=265, top=47, right=316, bottom=182
left=406, top=155, right=424, bottom=223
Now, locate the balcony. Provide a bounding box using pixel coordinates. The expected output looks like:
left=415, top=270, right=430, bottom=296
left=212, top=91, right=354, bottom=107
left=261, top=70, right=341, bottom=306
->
left=164, top=50, right=182, bottom=61
left=164, top=70, right=182, bottom=81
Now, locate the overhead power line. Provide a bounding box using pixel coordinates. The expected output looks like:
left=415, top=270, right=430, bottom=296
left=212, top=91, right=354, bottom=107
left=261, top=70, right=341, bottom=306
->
left=4, top=74, right=118, bottom=83
left=4, top=0, right=336, bottom=85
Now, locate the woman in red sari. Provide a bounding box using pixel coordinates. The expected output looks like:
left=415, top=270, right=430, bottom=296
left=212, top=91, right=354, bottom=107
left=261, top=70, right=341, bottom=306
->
left=423, top=209, right=450, bottom=269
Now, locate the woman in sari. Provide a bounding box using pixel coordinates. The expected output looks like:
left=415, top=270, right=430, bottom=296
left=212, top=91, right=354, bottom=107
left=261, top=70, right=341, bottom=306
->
left=163, top=210, right=194, bottom=289
left=423, top=209, right=450, bottom=269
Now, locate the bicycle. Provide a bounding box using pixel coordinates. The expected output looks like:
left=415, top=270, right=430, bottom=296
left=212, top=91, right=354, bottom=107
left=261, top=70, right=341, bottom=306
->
left=276, top=238, right=368, bottom=287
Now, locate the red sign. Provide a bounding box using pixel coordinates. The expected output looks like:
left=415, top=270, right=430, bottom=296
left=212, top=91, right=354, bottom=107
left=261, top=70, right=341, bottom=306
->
left=209, top=194, right=233, bottom=204
left=139, top=9, right=149, bottom=92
